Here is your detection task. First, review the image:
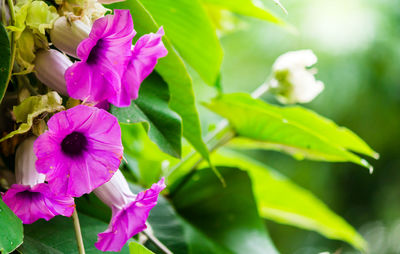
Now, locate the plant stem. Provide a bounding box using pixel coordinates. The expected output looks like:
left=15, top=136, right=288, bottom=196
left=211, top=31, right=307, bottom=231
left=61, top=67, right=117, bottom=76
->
left=168, top=82, right=270, bottom=196
left=142, top=229, right=173, bottom=254
left=3, top=0, right=17, bottom=100
left=72, top=209, right=86, bottom=254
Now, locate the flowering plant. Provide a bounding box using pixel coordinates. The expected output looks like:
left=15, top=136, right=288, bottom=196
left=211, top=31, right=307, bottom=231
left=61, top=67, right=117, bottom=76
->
left=0, top=0, right=378, bottom=253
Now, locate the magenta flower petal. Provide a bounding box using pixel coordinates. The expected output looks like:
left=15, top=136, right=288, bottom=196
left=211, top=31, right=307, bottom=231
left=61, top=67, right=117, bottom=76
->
left=118, top=27, right=168, bottom=106
left=95, top=178, right=166, bottom=252
left=65, top=9, right=135, bottom=105
left=2, top=183, right=75, bottom=224
left=34, top=105, right=123, bottom=197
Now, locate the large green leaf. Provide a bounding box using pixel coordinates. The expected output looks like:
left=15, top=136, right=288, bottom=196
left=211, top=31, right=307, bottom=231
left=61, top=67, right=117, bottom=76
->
left=108, top=1, right=210, bottom=162
left=23, top=214, right=130, bottom=254
left=172, top=167, right=279, bottom=254
left=0, top=23, right=11, bottom=105
left=179, top=218, right=232, bottom=254
left=205, top=93, right=377, bottom=170
left=0, top=199, right=23, bottom=253
left=139, top=0, right=223, bottom=86
left=201, top=0, right=286, bottom=25
left=209, top=150, right=367, bottom=251
left=128, top=185, right=189, bottom=254
left=111, top=73, right=182, bottom=158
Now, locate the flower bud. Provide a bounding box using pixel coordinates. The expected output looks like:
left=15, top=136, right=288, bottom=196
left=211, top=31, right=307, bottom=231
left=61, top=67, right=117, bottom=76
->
left=269, top=49, right=324, bottom=104
left=34, top=49, right=72, bottom=95
left=50, top=16, right=90, bottom=58
left=15, top=137, right=46, bottom=186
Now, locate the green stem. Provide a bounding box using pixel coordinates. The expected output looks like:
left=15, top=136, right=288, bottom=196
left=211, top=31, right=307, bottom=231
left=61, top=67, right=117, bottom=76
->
left=168, top=82, right=270, bottom=196
left=72, top=209, right=86, bottom=254
left=5, top=0, right=17, bottom=90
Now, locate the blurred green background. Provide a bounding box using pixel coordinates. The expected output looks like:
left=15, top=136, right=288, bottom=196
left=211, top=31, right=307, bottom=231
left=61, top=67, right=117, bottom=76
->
left=194, top=0, right=400, bottom=253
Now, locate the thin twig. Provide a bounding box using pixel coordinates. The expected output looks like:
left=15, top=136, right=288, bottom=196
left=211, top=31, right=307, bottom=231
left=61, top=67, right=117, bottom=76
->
left=142, top=229, right=173, bottom=254
left=72, top=209, right=86, bottom=254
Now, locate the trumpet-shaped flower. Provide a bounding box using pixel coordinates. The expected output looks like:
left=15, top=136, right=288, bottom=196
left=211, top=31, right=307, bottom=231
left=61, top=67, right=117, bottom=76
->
left=269, top=49, right=324, bottom=104
left=34, top=105, right=123, bottom=197
left=94, top=171, right=165, bottom=252
left=65, top=9, right=167, bottom=107
left=65, top=9, right=134, bottom=106
left=2, top=137, right=75, bottom=224
left=34, top=49, right=73, bottom=95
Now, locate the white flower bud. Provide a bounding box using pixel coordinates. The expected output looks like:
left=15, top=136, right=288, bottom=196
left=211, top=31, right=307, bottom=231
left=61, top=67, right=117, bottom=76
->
left=50, top=16, right=90, bottom=58
left=15, top=137, right=46, bottom=186
left=94, top=170, right=135, bottom=213
left=269, top=49, right=324, bottom=104
left=34, top=49, right=72, bottom=95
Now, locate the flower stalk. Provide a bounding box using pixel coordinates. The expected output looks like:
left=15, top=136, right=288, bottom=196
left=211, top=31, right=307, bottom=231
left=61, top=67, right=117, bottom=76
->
left=72, top=209, right=86, bottom=254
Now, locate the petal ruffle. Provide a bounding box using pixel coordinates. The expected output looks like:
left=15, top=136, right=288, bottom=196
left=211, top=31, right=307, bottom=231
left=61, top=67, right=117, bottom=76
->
left=2, top=183, right=75, bottom=224
left=120, top=27, right=168, bottom=106
left=95, top=178, right=166, bottom=252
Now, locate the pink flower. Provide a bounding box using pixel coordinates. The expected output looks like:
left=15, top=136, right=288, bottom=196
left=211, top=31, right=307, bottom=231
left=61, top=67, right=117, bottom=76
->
left=34, top=105, right=123, bottom=197
left=2, top=137, right=75, bottom=224
left=65, top=9, right=167, bottom=107
left=119, top=27, right=168, bottom=105
left=94, top=171, right=165, bottom=252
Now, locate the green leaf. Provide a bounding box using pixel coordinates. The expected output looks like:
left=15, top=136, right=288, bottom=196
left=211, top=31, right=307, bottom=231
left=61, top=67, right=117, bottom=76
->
left=129, top=184, right=231, bottom=254
left=108, top=1, right=210, bottom=162
left=139, top=0, right=223, bottom=86
left=129, top=185, right=189, bottom=254
left=179, top=218, right=232, bottom=254
left=209, top=150, right=367, bottom=251
left=111, top=73, right=182, bottom=158
left=0, top=199, right=23, bottom=253
left=205, top=93, right=377, bottom=170
left=0, top=92, right=64, bottom=142
left=201, top=0, right=286, bottom=25
left=129, top=242, right=154, bottom=254
left=120, top=124, right=170, bottom=187
left=0, top=23, right=11, bottom=105
left=23, top=214, right=130, bottom=254
left=172, top=167, right=279, bottom=254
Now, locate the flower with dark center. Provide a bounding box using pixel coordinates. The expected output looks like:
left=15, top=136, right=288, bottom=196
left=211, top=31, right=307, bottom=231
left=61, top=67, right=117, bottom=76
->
left=65, top=10, right=167, bottom=107
left=2, top=137, right=75, bottom=224
left=34, top=105, right=123, bottom=197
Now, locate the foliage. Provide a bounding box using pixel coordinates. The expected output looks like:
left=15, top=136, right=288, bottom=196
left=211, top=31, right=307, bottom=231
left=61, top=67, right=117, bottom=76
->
left=0, top=199, right=23, bottom=253
left=0, top=0, right=382, bottom=253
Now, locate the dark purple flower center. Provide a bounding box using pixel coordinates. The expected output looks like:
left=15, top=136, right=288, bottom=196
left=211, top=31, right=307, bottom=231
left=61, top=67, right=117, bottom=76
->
left=87, top=39, right=104, bottom=65
left=17, top=190, right=41, bottom=200
left=61, top=132, right=88, bottom=157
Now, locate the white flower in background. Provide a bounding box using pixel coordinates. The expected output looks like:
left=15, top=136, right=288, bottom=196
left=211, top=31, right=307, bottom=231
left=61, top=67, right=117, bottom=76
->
left=269, top=49, right=324, bottom=104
